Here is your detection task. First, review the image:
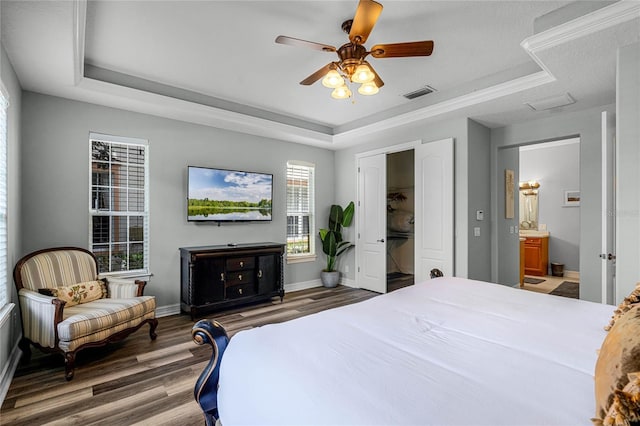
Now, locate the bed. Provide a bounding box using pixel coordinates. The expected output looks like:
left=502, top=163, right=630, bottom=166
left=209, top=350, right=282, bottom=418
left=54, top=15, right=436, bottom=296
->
left=191, top=276, right=639, bottom=426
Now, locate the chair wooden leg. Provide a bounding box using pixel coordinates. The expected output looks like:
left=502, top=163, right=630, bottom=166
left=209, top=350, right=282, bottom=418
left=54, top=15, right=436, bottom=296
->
left=18, top=338, right=32, bottom=363
left=149, top=318, right=158, bottom=340
left=64, top=352, right=76, bottom=381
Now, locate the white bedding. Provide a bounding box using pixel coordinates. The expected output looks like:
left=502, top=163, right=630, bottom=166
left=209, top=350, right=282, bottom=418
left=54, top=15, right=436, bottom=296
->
left=218, top=277, right=613, bottom=425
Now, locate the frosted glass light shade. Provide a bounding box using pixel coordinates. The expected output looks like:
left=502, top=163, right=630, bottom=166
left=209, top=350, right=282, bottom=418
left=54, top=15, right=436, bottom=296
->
left=322, top=70, right=344, bottom=88
left=358, top=82, right=379, bottom=95
left=351, top=64, right=375, bottom=83
left=331, top=85, right=352, bottom=99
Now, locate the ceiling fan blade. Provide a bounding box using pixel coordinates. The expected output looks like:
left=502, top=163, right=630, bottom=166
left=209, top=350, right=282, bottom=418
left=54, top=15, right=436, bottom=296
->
left=300, top=63, right=335, bottom=85
left=370, top=41, right=434, bottom=58
left=275, top=35, right=336, bottom=52
left=349, top=0, right=383, bottom=45
left=371, top=67, right=384, bottom=88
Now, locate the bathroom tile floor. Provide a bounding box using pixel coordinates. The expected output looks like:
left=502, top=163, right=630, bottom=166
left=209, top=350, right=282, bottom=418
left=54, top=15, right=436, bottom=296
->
left=522, top=274, right=578, bottom=295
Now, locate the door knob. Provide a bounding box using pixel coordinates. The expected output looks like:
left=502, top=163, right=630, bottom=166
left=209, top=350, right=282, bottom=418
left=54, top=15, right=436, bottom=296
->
left=377, top=238, right=385, bottom=243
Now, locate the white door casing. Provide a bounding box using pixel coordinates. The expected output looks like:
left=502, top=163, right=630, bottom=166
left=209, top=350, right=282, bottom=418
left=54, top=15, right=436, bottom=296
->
left=601, top=111, right=616, bottom=304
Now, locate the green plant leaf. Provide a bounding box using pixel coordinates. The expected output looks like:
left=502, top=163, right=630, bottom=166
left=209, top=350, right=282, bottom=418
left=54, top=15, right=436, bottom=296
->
left=328, top=205, right=343, bottom=232
left=342, top=201, right=355, bottom=227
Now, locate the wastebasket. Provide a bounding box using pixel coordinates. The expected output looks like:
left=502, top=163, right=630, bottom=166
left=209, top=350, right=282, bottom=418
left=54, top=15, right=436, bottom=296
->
left=551, top=262, right=564, bottom=277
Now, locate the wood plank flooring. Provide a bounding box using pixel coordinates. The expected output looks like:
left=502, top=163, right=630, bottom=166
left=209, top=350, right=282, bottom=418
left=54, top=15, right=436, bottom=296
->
left=1, top=285, right=377, bottom=426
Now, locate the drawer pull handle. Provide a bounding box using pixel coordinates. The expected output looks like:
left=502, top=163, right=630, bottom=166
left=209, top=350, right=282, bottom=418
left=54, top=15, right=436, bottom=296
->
left=239, top=288, right=243, bottom=295
left=258, top=270, right=263, bottom=278
left=238, top=274, right=243, bottom=281
left=240, top=261, right=244, bottom=267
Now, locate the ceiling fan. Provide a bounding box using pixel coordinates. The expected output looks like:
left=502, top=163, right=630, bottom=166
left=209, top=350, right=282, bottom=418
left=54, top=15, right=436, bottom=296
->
left=275, top=0, right=434, bottom=99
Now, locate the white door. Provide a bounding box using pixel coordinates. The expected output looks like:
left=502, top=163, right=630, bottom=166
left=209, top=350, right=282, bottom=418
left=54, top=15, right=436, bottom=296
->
left=357, top=154, right=387, bottom=293
left=601, top=111, right=616, bottom=304
left=414, top=138, right=454, bottom=281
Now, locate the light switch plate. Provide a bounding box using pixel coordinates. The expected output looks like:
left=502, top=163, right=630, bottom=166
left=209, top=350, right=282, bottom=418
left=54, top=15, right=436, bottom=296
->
left=476, top=210, right=484, bottom=221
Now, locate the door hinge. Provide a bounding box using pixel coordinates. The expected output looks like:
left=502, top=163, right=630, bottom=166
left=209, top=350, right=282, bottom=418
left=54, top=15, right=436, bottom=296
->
left=358, top=167, right=360, bottom=172
left=358, top=266, right=360, bottom=272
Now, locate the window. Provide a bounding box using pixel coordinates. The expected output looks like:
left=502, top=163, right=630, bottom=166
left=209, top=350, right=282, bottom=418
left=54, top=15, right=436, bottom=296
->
left=286, top=162, right=315, bottom=262
left=0, top=86, right=8, bottom=306
left=89, top=133, right=149, bottom=275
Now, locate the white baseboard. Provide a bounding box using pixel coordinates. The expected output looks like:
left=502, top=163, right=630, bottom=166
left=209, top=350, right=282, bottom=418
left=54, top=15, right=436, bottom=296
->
left=0, top=336, right=23, bottom=406
left=340, top=277, right=357, bottom=288
left=284, top=279, right=322, bottom=292
left=564, top=270, right=580, bottom=280
left=155, top=303, right=180, bottom=318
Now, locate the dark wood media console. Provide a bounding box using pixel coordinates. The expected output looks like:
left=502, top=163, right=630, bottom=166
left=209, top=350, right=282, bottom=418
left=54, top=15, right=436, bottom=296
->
left=180, top=242, right=285, bottom=319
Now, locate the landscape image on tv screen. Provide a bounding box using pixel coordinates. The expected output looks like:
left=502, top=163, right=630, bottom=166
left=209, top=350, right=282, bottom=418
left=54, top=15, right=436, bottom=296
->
left=188, top=166, right=273, bottom=222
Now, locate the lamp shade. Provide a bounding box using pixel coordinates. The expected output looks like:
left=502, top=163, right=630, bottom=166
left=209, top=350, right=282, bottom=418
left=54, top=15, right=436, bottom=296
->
left=358, top=82, right=379, bottom=95
left=331, top=85, right=352, bottom=99
left=351, top=64, right=375, bottom=83
left=322, top=70, right=344, bottom=88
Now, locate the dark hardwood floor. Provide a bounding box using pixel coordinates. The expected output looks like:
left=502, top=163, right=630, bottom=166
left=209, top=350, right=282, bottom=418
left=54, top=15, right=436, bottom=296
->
left=1, top=285, right=377, bottom=425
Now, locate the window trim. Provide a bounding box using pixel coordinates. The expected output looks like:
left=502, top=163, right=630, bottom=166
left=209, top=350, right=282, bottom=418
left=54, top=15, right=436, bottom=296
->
left=0, top=82, right=8, bottom=308
left=286, top=161, right=315, bottom=264
left=88, top=132, right=150, bottom=276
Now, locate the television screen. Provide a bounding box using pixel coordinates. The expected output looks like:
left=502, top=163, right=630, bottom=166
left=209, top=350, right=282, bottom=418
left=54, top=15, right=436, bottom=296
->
left=188, top=166, right=273, bottom=222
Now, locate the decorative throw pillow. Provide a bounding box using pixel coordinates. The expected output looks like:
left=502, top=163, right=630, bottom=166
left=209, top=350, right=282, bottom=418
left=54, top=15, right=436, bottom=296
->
left=593, top=305, right=640, bottom=425
left=604, top=282, right=640, bottom=331
left=38, top=279, right=108, bottom=307
left=594, top=372, right=640, bottom=426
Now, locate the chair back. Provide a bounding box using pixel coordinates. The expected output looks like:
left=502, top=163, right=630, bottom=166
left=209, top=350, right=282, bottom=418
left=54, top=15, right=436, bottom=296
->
left=14, top=247, right=99, bottom=291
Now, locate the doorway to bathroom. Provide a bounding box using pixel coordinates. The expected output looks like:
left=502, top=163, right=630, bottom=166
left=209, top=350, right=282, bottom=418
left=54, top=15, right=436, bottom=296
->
left=519, top=138, right=581, bottom=298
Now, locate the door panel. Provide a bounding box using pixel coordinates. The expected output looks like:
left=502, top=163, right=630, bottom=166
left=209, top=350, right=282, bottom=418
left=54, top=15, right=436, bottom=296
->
left=415, top=138, right=454, bottom=281
left=357, top=154, right=387, bottom=293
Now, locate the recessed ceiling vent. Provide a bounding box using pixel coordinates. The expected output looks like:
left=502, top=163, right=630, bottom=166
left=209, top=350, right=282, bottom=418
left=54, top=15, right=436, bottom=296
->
left=403, top=85, right=437, bottom=100
left=525, top=92, right=576, bottom=111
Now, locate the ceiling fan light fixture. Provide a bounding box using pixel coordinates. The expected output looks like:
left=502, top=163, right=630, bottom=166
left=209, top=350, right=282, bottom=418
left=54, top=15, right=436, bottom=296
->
left=351, top=63, right=375, bottom=83
left=331, top=85, right=352, bottom=99
left=358, top=81, right=379, bottom=95
left=322, top=69, right=344, bottom=88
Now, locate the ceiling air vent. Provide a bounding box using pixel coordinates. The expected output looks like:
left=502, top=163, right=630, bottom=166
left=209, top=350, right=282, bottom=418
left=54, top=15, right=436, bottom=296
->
left=525, top=92, right=576, bottom=111
left=403, top=85, right=436, bottom=100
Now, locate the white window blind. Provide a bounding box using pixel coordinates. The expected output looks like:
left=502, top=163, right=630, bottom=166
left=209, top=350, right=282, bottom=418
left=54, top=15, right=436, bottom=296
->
left=89, top=133, right=149, bottom=275
left=286, top=162, right=315, bottom=257
left=0, top=88, right=8, bottom=307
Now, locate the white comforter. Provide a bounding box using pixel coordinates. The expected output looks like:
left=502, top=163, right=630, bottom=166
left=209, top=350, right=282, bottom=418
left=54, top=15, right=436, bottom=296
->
left=218, top=277, right=613, bottom=425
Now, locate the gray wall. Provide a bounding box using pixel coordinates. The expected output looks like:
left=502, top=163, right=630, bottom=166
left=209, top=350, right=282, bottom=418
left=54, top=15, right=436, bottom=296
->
left=334, top=117, right=483, bottom=281
left=495, top=146, right=520, bottom=285
left=1, top=42, right=23, bottom=397
left=616, top=41, right=640, bottom=303
left=20, top=91, right=336, bottom=308
left=491, top=104, right=615, bottom=302
left=467, top=119, right=492, bottom=282
left=520, top=140, right=580, bottom=272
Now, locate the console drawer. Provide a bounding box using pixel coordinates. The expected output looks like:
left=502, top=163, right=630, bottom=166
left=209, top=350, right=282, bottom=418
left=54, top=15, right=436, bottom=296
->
left=226, top=257, right=255, bottom=271
left=226, top=271, right=254, bottom=286
left=226, top=283, right=257, bottom=299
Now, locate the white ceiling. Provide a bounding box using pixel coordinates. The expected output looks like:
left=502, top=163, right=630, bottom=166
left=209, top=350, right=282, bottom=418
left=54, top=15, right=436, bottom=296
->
left=1, top=0, right=639, bottom=149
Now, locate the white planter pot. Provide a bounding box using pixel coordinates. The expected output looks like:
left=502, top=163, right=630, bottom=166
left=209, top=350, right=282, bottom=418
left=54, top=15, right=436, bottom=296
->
left=320, top=270, right=340, bottom=288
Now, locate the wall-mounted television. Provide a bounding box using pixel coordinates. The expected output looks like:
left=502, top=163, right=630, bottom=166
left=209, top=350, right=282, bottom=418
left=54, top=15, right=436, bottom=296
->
left=187, top=166, right=273, bottom=222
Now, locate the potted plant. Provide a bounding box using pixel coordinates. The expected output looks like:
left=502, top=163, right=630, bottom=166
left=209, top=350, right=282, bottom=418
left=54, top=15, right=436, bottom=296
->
left=318, top=201, right=355, bottom=287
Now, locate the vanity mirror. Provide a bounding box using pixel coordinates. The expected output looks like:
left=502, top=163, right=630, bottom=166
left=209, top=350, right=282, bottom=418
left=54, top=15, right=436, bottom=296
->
left=519, top=181, right=539, bottom=230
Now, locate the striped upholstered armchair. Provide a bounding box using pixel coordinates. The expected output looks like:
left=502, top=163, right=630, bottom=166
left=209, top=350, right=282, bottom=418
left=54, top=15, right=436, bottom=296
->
left=14, top=247, right=158, bottom=380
